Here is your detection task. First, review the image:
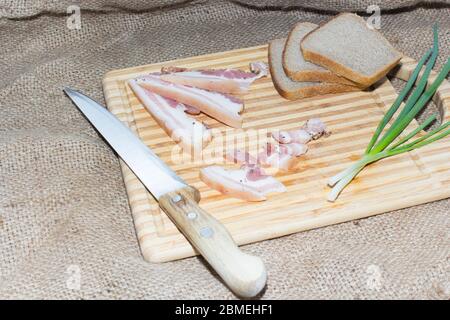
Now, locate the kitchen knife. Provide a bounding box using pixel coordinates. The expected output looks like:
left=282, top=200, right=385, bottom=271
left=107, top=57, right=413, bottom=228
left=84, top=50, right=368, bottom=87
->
left=64, top=87, right=266, bottom=297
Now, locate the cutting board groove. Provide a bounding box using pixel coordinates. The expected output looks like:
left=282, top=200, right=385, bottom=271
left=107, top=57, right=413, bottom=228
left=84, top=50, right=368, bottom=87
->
left=103, top=45, right=450, bottom=262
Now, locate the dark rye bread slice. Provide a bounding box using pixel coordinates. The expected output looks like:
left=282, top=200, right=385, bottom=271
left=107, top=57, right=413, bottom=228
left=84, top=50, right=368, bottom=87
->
left=269, top=38, right=359, bottom=100
left=301, top=13, right=402, bottom=87
left=283, top=22, right=362, bottom=87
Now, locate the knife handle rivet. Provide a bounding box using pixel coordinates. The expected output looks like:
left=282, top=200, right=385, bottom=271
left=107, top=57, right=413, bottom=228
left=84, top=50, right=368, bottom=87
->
left=187, top=212, right=197, bottom=220
left=171, top=194, right=182, bottom=203
left=200, top=227, right=213, bottom=238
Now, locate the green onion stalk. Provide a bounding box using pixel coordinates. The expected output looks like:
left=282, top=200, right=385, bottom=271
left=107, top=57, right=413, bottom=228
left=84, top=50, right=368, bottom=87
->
left=327, top=24, right=450, bottom=202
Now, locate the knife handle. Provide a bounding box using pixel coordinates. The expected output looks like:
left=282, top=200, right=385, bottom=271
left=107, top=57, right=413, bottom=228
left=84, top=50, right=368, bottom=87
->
left=159, top=186, right=267, bottom=298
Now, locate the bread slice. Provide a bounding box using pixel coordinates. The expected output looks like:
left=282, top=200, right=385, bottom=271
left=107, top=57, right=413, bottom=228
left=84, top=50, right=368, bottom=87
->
left=269, top=38, right=359, bottom=100
left=301, top=13, right=402, bottom=87
left=283, top=22, right=361, bottom=87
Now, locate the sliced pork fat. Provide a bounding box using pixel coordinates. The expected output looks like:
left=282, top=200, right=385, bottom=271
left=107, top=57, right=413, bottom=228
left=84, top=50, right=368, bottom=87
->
left=135, top=75, right=243, bottom=128
left=160, top=66, right=266, bottom=94
left=200, top=165, right=286, bottom=201
left=128, top=79, right=212, bottom=152
left=183, top=105, right=201, bottom=115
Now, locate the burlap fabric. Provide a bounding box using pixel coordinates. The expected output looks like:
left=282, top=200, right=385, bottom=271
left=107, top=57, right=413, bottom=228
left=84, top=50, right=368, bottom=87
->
left=0, top=0, right=449, bottom=299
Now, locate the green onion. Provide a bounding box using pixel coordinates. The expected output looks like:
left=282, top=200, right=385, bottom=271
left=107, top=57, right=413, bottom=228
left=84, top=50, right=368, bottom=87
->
left=327, top=25, right=450, bottom=202
left=393, top=120, right=449, bottom=150
left=370, top=24, right=440, bottom=154
left=388, top=113, right=437, bottom=150
left=364, top=48, right=433, bottom=154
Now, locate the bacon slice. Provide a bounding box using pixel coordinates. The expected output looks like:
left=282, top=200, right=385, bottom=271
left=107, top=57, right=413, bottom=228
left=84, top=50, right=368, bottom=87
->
left=160, top=67, right=265, bottom=94
left=128, top=79, right=212, bottom=152
left=135, top=75, right=243, bottom=128
left=200, top=165, right=286, bottom=201
left=183, top=105, right=201, bottom=115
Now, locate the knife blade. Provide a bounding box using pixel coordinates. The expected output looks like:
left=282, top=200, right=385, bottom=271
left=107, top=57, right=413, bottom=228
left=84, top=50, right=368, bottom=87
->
left=64, top=87, right=266, bottom=297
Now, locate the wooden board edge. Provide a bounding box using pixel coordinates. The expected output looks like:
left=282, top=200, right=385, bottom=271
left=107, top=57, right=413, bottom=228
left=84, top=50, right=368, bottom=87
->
left=102, top=50, right=450, bottom=263
left=141, top=186, right=450, bottom=263
left=389, top=57, right=450, bottom=121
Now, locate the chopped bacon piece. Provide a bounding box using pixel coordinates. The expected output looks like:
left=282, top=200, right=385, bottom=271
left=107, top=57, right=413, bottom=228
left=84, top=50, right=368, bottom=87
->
left=135, top=75, right=243, bottom=128
left=290, top=129, right=312, bottom=144
left=258, top=142, right=307, bottom=171
left=258, top=143, right=298, bottom=171
left=128, top=79, right=212, bottom=152
left=272, top=129, right=311, bottom=144
left=225, top=149, right=258, bottom=165
left=304, top=118, right=330, bottom=139
left=258, top=150, right=297, bottom=172
left=159, top=66, right=265, bottom=94
left=272, top=118, right=330, bottom=144
left=271, top=130, right=291, bottom=144
left=200, top=165, right=286, bottom=201
left=244, top=164, right=268, bottom=181
left=279, top=143, right=308, bottom=157
left=249, top=61, right=269, bottom=78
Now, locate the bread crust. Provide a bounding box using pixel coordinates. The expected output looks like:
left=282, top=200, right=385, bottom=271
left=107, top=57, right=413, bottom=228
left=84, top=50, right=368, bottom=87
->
left=270, top=38, right=360, bottom=100
left=285, top=67, right=363, bottom=88
left=283, top=22, right=363, bottom=88
left=300, top=13, right=402, bottom=87
left=276, top=82, right=359, bottom=100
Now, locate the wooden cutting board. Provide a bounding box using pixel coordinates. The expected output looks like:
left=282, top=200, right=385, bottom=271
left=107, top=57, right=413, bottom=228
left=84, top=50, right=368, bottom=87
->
left=102, top=45, right=450, bottom=263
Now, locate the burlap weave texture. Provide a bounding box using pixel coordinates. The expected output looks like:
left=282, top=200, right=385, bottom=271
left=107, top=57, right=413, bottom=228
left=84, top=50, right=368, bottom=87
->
left=0, top=0, right=449, bottom=299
